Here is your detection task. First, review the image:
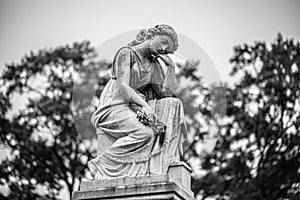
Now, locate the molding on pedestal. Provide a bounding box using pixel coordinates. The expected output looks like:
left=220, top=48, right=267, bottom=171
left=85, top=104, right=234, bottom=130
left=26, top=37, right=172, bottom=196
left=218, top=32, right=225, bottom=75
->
left=73, top=163, right=195, bottom=200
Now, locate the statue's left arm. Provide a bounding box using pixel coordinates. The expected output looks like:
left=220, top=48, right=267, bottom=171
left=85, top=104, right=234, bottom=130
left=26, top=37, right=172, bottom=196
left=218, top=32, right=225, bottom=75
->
left=155, top=55, right=176, bottom=97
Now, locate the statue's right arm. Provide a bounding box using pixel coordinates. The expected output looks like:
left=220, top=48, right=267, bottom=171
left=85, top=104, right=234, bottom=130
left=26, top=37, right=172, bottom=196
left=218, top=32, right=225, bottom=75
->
left=116, top=49, right=150, bottom=109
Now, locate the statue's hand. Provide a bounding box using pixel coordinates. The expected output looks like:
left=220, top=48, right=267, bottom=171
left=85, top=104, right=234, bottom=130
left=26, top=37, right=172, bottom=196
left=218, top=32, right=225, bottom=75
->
left=137, top=105, right=156, bottom=126
left=142, top=104, right=156, bottom=119
left=157, top=54, right=175, bottom=68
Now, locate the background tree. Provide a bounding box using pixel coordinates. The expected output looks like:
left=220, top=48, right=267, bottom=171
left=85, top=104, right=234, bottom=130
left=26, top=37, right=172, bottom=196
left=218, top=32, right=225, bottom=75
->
left=191, top=34, right=300, bottom=200
left=0, top=41, right=111, bottom=199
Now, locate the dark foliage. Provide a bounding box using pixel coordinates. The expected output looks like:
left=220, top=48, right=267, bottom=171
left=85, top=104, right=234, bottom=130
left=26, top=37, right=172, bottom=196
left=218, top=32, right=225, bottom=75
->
left=0, top=41, right=110, bottom=199
left=191, top=33, right=300, bottom=200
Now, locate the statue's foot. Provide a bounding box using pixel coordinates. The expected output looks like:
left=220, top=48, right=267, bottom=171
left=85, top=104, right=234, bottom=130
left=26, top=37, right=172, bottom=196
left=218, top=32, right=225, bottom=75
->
left=88, top=160, right=107, bottom=180
left=87, top=161, right=97, bottom=179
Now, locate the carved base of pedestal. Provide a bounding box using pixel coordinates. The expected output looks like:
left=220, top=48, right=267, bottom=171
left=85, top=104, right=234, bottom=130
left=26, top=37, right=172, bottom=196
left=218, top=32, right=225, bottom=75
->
left=73, top=163, right=195, bottom=200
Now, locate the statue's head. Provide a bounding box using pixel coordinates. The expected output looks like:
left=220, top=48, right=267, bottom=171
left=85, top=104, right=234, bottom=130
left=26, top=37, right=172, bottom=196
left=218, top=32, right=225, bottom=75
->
left=128, top=24, right=178, bottom=55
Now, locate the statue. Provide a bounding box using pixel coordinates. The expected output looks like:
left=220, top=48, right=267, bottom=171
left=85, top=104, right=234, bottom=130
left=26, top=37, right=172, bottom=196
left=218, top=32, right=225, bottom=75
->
left=88, top=24, right=188, bottom=179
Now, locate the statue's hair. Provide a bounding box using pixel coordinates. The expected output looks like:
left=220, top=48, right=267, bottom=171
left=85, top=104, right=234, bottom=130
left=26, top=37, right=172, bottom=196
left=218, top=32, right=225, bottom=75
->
left=128, top=24, right=178, bottom=52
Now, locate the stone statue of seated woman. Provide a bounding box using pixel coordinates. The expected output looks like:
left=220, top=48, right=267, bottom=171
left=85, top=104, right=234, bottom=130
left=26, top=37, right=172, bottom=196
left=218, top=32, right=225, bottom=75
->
left=88, top=24, right=188, bottom=179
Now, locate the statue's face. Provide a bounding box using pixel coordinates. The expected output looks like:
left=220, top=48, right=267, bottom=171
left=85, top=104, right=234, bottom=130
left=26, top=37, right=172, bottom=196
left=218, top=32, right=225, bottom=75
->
left=148, top=35, right=175, bottom=55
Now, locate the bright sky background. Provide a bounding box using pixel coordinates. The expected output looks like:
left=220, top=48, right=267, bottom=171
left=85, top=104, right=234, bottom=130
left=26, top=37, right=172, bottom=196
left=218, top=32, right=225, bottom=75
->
left=1, top=0, right=300, bottom=199
left=1, top=0, right=300, bottom=83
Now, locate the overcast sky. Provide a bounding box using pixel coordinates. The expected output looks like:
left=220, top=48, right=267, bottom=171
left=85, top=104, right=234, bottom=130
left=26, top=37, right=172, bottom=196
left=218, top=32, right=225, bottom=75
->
left=1, top=0, right=300, bottom=83
left=1, top=0, right=300, bottom=199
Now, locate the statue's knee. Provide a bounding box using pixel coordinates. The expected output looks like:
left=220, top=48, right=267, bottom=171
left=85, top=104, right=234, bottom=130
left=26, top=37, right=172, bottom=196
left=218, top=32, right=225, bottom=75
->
left=141, top=126, right=154, bottom=139
left=165, top=97, right=183, bottom=106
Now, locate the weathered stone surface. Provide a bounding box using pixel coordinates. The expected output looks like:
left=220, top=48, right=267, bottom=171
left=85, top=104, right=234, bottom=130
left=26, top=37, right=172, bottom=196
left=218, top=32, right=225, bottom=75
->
left=168, top=162, right=192, bottom=190
left=90, top=25, right=187, bottom=180
left=73, top=176, right=194, bottom=200
left=80, top=174, right=169, bottom=191
left=73, top=164, right=195, bottom=200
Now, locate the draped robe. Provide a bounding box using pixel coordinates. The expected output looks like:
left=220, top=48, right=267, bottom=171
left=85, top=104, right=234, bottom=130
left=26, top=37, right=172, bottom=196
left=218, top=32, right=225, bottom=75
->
left=88, top=46, right=187, bottom=179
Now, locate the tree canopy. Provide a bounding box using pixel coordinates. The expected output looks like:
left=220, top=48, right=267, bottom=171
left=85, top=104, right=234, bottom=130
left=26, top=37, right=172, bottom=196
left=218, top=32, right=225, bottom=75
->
left=0, top=41, right=111, bottom=199
left=191, top=33, right=300, bottom=200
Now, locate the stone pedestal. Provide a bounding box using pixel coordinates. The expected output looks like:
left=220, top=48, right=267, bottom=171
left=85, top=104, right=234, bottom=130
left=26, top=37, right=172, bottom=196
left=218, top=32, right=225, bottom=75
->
left=72, top=163, right=195, bottom=200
